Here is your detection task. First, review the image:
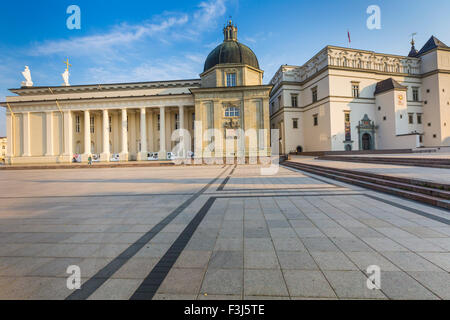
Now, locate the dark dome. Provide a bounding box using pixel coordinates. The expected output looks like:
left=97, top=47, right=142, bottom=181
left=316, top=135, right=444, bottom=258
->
left=203, top=20, right=260, bottom=72
left=204, top=41, right=260, bottom=72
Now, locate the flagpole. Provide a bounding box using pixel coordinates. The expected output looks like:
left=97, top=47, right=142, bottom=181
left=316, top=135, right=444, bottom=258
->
left=347, top=30, right=351, bottom=48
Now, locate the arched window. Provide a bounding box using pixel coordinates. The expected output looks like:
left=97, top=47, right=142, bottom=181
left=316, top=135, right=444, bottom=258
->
left=225, top=107, right=240, bottom=117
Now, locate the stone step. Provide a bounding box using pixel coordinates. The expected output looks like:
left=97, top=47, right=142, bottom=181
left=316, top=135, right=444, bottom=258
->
left=286, top=162, right=450, bottom=200
left=286, top=161, right=450, bottom=192
left=317, top=156, right=450, bottom=169
left=283, top=161, right=450, bottom=210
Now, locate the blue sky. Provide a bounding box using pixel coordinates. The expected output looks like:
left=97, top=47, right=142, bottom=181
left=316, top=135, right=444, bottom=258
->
left=1, top=0, right=450, bottom=136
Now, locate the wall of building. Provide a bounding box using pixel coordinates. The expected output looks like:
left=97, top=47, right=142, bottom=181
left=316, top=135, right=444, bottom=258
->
left=200, top=65, right=263, bottom=88
left=329, top=100, right=376, bottom=150
left=302, top=102, right=331, bottom=151
left=437, top=50, right=450, bottom=146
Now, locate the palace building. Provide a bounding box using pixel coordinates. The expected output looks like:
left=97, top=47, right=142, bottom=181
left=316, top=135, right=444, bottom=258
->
left=1, top=21, right=272, bottom=164
left=270, top=36, right=450, bottom=153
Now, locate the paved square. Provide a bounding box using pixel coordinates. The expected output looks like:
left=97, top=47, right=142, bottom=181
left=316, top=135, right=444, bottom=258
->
left=0, top=164, right=449, bottom=299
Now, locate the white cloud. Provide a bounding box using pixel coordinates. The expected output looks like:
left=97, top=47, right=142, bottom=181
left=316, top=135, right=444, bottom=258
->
left=33, top=15, right=189, bottom=57
left=85, top=53, right=204, bottom=84
left=32, top=0, right=227, bottom=57
left=194, top=0, right=227, bottom=29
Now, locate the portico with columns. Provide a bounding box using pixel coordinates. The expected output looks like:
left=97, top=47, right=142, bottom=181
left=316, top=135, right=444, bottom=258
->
left=1, top=21, right=272, bottom=164
left=2, top=81, right=197, bottom=164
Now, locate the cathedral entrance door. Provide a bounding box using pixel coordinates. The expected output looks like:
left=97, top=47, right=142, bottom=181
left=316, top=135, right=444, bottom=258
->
left=362, top=133, right=372, bottom=150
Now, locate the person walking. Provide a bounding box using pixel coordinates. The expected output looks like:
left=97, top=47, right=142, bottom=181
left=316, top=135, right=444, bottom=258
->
left=88, top=155, right=92, bottom=165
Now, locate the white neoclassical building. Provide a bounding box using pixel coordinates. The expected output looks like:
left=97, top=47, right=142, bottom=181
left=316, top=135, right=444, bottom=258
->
left=2, top=80, right=199, bottom=164
left=270, top=36, right=450, bottom=153
left=1, top=21, right=272, bottom=164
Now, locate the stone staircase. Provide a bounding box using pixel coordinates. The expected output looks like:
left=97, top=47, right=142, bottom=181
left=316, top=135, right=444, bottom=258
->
left=283, top=160, right=450, bottom=210
left=316, top=156, right=450, bottom=169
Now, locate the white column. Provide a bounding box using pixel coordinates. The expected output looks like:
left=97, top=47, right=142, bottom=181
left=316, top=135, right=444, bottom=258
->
left=101, top=109, right=110, bottom=161
left=179, top=105, right=185, bottom=130
left=159, top=106, right=166, bottom=159
left=63, top=111, right=73, bottom=157
left=23, top=112, right=31, bottom=156
left=6, top=113, right=13, bottom=158
left=121, top=109, right=128, bottom=159
left=113, top=112, right=119, bottom=154
left=138, top=107, right=147, bottom=160
left=84, top=110, right=91, bottom=155
left=45, top=111, right=54, bottom=156
left=178, top=105, right=187, bottom=159
left=129, top=112, right=136, bottom=154
left=148, top=110, right=153, bottom=152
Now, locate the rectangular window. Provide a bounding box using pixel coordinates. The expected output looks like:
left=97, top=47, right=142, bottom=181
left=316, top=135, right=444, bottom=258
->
left=175, top=114, right=179, bottom=130
left=293, top=118, right=298, bottom=129
left=351, top=83, right=360, bottom=98
left=408, top=113, right=414, bottom=124
left=75, top=115, right=80, bottom=133
left=109, top=116, right=112, bottom=133
left=192, top=113, right=195, bottom=130
left=417, top=113, right=422, bottom=124
left=345, top=113, right=350, bottom=123
left=291, top=94, right=298, bottom=107
left=157, top=115, right=160, bottom=131
left=312, top=87, right=318, bottom=103
left=412, top=87, right=419, bottom=102
left=344, top=112, right=351, bottom=141
left=313, top=114, right=318, bottom=126
left=225, top=107, right=240, bottom=117
left=226, top=73, right=236, bottom=87
left=90, top=116, right=95, bottom=134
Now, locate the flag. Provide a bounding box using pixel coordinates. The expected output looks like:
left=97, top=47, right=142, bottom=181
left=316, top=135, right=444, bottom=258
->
left=347, top=30, right=351, bottom=45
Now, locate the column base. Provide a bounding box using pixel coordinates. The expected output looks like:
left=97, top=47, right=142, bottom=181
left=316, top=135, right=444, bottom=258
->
left=137, top=152, right=148, bottom=161
left=119, top=153, right=129, bottom=161
left=100, top=153, right=110, bottom=162
left=81, top=154, right=90, bottom=163
left=159, top=151, right=167, bottom=160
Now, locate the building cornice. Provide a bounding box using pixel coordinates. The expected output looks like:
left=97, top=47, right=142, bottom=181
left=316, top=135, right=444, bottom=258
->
left=9, top=79, right=202, bottom=96
left=0, top=93, right=194, bottom=109
left=421, top=69, right=450, bottom=78
left=199, top=63, right=264, bottom=78
left=190, top=84, right=273, bottom=94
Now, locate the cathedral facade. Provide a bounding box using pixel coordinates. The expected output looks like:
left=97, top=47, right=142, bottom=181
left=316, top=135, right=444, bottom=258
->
left=1, top=21, right=272, bottom=164
left=270, top=36, right=450, bottom=153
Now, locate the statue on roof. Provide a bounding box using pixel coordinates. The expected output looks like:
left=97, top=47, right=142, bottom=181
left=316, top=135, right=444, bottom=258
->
left=62, top=69, right=70, bottom=86
left=61, top=58, right=71, bottom=86
left=21, top=66, right=33, bottom=87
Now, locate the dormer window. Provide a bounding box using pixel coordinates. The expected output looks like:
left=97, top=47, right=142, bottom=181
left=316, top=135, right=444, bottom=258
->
left=226, top=73, right=236, bottom=87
